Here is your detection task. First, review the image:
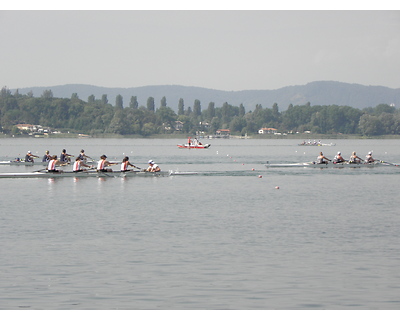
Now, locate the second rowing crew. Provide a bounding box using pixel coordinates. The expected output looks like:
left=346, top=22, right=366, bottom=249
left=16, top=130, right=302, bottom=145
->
left=317, top=151, right=376, bottom=164
left=18, top=149, right=92, bottom=164
left=46, top=155, right=161, bottom=173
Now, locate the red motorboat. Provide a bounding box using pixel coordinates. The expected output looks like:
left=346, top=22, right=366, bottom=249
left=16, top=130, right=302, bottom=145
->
left=177, top=137, right=211, bottom=149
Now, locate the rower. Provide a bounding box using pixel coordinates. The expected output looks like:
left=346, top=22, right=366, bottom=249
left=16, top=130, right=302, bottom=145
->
left=365, top=151, right=375, bottom=163
left=333, top=152, right=346, bottom=163
left=78, top=149, right=92, bottom=162
left=146, top=160, right=161, bottom=172
left=25, top=151, right=39, bottom=163
left=349, top=151, right=362, bottom=164
left=60, top=149, right=73, bottom=163
left=97, top=155, right=117, bottom=172
left=42, top=150, right=51, bottom=163
left=316, top=152, right=330, bottom=164
left=47, top=155, right=64, bottom=173
left=73, top=157, right=92, bottom=172
left=121, top=156, right=139, bottom=172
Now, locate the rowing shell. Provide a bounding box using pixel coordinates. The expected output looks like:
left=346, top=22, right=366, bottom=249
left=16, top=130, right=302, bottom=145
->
left=0, top=170, right=198, bottom=179
left=297, top=143, right=336, bottom=147
left=0, top=160, right=41, bottom=166
left=265, top=161, right=398, bottom=168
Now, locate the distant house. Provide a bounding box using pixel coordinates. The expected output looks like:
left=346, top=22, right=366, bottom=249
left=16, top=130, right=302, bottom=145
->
left=199, top=121, right=210, bottom=130
left=16, top=124, right=35, bottom=131
left=175, top=121, right=184, bottom=131
left=258, top=127, right=277, bottom=134
left=216, top=129, right=230, bottom=136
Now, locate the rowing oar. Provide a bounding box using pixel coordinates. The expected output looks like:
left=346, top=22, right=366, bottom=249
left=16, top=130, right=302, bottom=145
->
left=377, top=159, right=398, bottom=166
left=97, top=170, right=113, bottom=177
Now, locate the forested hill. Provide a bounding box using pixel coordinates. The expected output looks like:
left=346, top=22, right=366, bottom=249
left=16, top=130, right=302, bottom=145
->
left=13, top=81, right=400, bottom=111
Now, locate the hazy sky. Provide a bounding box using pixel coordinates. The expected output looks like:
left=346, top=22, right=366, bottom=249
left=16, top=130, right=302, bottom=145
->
left=1, top=9, right=400, bottom=91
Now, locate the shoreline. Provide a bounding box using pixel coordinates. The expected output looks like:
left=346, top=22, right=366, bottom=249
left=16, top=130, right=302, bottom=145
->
left=2, top=133, right=400, bottom=140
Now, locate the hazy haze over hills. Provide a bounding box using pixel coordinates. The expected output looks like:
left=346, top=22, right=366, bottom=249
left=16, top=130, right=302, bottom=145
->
left=13, top=81, right=400, bottom=112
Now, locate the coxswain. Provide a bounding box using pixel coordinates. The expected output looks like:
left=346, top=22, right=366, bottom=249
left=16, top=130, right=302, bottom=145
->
left=316, top=152, right=330, bottom=164
left=349, top=151, right=362, bottom=164
left=97, top=155, right=117, bottom=172
left=333, top=152, right=346, bottom=163
left=365, top=151, right=375, bottom=163
left=146, top=160, right=161, bottom=172
left=73, top=157, right=92, bottom=172
left=60, top=149, right=73, bottom=163
left=25, top=151, right=39, bottom=163
left=47, top=155, right=65, bottom=173
left=121, top=156, right=139, bottom=172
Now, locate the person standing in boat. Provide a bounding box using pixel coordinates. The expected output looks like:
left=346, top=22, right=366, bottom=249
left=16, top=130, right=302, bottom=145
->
left=25, top=151, right=39, bottom=163
left=146, top=160, right=161, bottom=172
left=349, top=151, right=362, bottom=164
left=42, top=150, right=51, bottom=163
left=316, top=152, right=330, bottom=164
left=120, top=156, right=140, bottom=172
left=73, top=157, right=92, bottom=172
left=97, top=155, right=116, bottom=172
left=333, top=152, right=346, bottom=163
left=60, top=149, right=73, bottom=164
left=365, top=151, right=376, bottom=163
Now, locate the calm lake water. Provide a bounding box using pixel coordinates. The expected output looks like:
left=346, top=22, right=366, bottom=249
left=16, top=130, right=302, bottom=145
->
left=1, top=138, right=400, bottom=310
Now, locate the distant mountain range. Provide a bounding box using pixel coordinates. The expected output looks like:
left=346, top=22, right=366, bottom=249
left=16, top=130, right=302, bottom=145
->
left=13, top=81, right=400, bottom=112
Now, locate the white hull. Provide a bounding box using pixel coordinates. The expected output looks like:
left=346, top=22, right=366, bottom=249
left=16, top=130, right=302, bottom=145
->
left=177, top=144, right=211, bottom=149
left=265, top=161, right=398, bottom=168
left=0, top=160, right=45, bottom=166
left=0, top=170, right=198, bottom=179
left=298, top=143, right=336, bottom=146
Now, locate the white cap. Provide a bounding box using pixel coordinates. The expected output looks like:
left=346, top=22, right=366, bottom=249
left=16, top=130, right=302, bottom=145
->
left=148, top=160, right=154, bottom=164
left=368, top=151, right=372, bottom=155
left=28, top=151, right=31, bottom=153
left=337, top=152, right=341, bottom=155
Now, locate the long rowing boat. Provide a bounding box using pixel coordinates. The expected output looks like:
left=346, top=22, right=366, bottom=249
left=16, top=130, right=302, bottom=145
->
left=265, top=160, right=399, bottom=168
left=298, top=142, right=336, bottom=147
left=0, top=160, right=42, bottom=166
left=0, top=170, right=198, bottom=178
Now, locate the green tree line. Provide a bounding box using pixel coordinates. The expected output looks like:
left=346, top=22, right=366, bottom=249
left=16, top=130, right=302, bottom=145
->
left=1, top=86, right=398, bottom=136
